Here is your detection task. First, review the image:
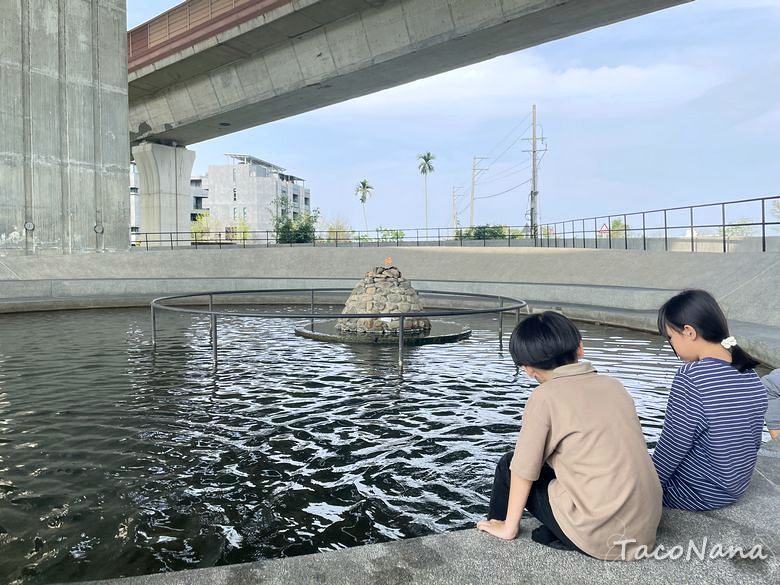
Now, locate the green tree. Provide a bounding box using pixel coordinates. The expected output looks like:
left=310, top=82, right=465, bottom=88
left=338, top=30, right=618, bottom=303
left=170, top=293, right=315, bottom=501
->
left=191, top=212, right=221, bottom=242
left=417, top=152, right=435, bottom=230
left=376, top=226, right=405, bottom=242
left=611, top=218, right=630, bottom=237
left=226, top=217, right=250, bottom=243
left=465, top=224, right=505, bottom=240
left=355, top=179, right=373, bottom=235
left=271, top=195, right=320, bottom=244
left=324, top=218, right=352, bottom=243
left=724, top=219, right=755, bottom=240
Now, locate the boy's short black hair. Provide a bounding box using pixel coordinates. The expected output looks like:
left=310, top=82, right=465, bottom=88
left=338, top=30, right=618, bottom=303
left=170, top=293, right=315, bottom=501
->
left=509, top=311, right=582, bottom=370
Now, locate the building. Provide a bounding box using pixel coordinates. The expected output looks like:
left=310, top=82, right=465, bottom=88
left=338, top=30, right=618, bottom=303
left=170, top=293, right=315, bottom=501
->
left=130, top=154, right=309, bottom=244
left=190, top=176, right=209, bottom=222
left=130, top=163, right=141, bottom=244
left=203, top=154, right=311, bottom=234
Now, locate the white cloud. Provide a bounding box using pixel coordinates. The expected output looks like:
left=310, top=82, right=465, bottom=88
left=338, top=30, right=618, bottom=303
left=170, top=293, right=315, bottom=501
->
left=319, top=52, right=723, bottom=120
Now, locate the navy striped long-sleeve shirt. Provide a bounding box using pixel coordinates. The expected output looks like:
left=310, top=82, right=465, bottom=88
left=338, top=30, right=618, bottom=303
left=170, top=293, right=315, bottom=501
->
left=652, top=357, right=768, bottom=510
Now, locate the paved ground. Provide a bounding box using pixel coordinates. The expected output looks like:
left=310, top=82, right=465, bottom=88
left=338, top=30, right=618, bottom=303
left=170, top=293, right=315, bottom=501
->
left=69, top=440, right=779, bottom=585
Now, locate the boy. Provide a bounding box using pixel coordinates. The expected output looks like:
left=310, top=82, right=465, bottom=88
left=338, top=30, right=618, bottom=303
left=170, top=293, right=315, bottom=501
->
left=477, top=312, right=662, bottom=561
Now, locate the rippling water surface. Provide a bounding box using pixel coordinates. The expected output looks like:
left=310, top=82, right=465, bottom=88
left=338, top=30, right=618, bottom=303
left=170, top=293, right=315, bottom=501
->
left=0, top=306, right=684, bottom=583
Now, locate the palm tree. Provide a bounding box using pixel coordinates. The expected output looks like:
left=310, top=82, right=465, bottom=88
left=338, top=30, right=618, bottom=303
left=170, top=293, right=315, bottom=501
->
left=355, top=179, right=373, bottom=235
left=417, top=152, right=435, bottom=230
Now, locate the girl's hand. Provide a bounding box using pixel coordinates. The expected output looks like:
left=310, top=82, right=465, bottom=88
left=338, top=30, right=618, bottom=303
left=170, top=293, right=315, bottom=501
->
left=476, top=518, right=519, bottom=540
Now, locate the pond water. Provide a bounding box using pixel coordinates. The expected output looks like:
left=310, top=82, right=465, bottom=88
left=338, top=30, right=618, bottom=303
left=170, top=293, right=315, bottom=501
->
left=0, top=306, right=693, bottom=583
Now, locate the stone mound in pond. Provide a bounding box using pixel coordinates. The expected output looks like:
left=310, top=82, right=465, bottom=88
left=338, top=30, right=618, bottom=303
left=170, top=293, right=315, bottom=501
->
left=337, top=265, right=432, bottom=334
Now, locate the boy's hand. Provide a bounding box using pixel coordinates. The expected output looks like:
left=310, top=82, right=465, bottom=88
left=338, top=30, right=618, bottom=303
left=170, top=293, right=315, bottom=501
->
left=476, top=518, right=519, bottom=540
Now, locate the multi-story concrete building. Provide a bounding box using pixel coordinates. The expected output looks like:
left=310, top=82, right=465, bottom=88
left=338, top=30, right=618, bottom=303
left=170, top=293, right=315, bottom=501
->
left=204, top=154, right=311, bottom=234
left=130, top=163, right=141, bottom=245
left=190, top=176, right=209, bottom=222
left=130, top=155, right=308, bottom=243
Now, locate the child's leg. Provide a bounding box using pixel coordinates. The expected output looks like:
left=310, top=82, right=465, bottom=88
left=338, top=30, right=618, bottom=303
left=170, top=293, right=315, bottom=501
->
left=487, top=451, right=514, bottom=520
left=487, top=454, right=581, bottom=552
left=525, top=465, right=580, bottom=552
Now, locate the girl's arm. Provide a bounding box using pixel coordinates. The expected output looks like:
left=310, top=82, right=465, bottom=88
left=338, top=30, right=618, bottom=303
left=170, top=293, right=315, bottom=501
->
left=476, top=472, right=533, bottom=540
left=652, top=371, right=704, bottom=485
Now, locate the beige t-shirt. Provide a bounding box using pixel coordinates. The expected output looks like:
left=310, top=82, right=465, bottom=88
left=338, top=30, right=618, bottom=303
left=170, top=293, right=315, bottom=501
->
left=509, top=361, right=662, bottom=560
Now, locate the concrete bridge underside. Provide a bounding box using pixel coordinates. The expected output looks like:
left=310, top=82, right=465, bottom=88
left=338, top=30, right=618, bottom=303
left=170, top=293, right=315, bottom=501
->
left=129, top=0, right=691, bottom=146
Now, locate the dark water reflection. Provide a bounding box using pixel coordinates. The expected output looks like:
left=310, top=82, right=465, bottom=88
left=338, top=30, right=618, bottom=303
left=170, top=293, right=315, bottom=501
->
left=0, top=306, right=685, bottom=583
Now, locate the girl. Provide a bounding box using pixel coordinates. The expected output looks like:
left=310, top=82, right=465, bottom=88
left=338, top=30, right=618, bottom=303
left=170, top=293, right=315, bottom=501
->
left=654, top=289, right=768, bottom=510
left=477, top=312, right=661, bottom=561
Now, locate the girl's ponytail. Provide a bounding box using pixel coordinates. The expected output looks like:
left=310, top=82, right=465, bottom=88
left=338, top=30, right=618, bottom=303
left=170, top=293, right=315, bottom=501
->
left=729, top=345, right=760, bottom=373
left=658, top=289, right=761, bottom=373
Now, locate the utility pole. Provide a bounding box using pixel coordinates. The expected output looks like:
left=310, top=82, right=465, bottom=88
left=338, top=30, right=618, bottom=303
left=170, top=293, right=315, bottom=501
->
left=529, top=105, right=538, bottom=240
left=452, top=187, right=457, bottom=230
left=451, top=186, right=464, bottom=229
left=524, top=104, right=546, bottom=240
left=470, top=156, right=487, bottom=227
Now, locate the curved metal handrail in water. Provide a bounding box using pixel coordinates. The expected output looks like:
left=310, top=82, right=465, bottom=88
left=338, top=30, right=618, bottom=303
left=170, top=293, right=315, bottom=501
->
left=150, top=288, right=530, bottom=372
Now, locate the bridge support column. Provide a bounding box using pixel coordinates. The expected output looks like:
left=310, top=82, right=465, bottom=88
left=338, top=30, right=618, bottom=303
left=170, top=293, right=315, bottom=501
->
left=0, top=0, right=129, bottom=254
left=132, top=142, right=195, bottom=247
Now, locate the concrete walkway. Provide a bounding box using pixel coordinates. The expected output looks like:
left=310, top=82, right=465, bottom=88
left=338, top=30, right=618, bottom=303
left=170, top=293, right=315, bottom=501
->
left=70, top=440, right=779, bottom=585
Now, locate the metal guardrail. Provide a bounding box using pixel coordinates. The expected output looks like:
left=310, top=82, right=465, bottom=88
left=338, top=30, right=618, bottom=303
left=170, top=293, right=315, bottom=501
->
left=132, top=196, right=780, bottom=254
left=151, top=288, right=529, bottom=373
left=535, top=195, right=780, bottom=253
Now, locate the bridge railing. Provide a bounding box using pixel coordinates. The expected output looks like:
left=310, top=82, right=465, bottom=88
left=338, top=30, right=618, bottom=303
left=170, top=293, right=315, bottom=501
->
left=128, top=0, right=274, bottom=71
left=129, top=196, right=780, bottom=254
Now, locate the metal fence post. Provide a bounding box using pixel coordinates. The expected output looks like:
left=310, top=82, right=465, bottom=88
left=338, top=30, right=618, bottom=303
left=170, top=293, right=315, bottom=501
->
left=310, top=290, right=315, bottom=331
left=209, top=294, right=213, bottom=337
left=169, top=232, right=174, bottom=250
left=608, top=216, right=612, bottom=249
left=642, top=213, right=646, bottom=251
left=498, top=297, right=504, bottom=351
left=689, top=207, right=695, bottom=252
left=211, top=314, right=218, bottom=366
left=594, top=218, right=598, bottom=249
left=624, top=214, right=628, bottom=250
left=721, top=203, right=727, bottom=253
left=398, top=315, right=405, bottom=373
left=761, top=199, right=767, bottom=253
left=151, top=305, right=157, bottom=346
left=663, top=210, right=668, bottom=251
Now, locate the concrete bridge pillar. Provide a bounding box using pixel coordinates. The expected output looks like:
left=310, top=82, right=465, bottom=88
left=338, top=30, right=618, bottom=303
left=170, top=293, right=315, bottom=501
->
left=0, top=0, right=130, bottom=254
left=131, top=143, right=196, bottom=247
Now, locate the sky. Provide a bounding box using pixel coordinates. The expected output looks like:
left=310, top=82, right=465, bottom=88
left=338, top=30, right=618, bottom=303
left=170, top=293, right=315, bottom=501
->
left=127, top=0, right=780, bottom=231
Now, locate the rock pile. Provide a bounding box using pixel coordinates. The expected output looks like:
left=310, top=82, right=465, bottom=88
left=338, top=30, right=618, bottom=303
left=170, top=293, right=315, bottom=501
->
left=337, top=265, right=431, bottom=334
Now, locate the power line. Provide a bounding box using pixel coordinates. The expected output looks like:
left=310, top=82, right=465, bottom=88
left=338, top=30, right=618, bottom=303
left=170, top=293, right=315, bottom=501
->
left=476, top=162, right=531, bottom=185
left=481, top=123, right=532, bottom=174
left=484, top=112, right=532, bottom=160
left=475, top=178, right=532, bottom=200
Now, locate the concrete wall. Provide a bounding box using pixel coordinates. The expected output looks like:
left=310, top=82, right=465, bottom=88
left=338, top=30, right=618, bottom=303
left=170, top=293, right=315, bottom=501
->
left=0, top=0, right=130, bottom=254
left=1, top=247, right=778, bottom=365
